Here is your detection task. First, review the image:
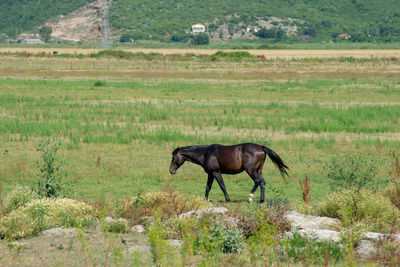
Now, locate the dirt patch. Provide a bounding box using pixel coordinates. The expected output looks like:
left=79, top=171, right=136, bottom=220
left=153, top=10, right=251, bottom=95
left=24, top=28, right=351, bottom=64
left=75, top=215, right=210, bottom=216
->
left=0, top=68, right=398, bottom=81
left=0, top=226, right=151, bottom=266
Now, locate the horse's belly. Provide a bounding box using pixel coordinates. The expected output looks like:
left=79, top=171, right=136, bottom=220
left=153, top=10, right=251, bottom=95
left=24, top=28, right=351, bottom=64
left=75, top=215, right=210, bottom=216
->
left=220, top=165, right=244, bottom=174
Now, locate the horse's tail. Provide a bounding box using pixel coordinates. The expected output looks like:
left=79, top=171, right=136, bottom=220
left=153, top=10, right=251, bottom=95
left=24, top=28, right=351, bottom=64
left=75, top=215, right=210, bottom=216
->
left=262, top=146, right=289, bottom=179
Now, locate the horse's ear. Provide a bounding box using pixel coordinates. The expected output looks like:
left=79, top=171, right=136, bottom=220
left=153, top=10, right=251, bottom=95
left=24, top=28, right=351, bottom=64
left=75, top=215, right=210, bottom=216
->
left=172, top=147, right=180, bottom=154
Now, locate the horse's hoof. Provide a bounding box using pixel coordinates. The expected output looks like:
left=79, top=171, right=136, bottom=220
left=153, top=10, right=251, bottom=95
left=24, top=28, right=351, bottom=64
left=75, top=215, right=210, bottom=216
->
left=249, top=193, right=254, bottom=198
left=248, top=198, right=253, bottom=204
left=226, top=199, right=231, bottom=202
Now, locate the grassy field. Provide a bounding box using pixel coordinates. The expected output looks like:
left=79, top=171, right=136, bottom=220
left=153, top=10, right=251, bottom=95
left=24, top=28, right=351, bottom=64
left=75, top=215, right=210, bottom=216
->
left=0, top=49, right=399, bottom=207
left=2, top=47, right=400, bottom=58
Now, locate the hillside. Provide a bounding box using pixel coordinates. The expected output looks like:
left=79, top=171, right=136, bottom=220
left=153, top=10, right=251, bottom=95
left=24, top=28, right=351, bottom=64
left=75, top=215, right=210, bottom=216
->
left=0, top=0, right=93, bottom=39
left=0, top=0, right=399, bottom=43
left=110, top=0, right=400, bottom=42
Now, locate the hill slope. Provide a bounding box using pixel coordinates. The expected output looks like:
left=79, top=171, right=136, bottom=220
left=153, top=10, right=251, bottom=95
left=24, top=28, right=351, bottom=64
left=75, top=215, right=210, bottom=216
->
left=0, top=0, right=93, bottom=38
left=0, top=0, right=399, bottom=43
left=109, top=0, right=400, bottom=42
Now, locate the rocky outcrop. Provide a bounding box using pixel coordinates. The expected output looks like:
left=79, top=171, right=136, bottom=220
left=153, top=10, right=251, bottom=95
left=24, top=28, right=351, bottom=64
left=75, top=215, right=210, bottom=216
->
left=285, top=211, right=341, bottom=231
left=178, top=207, right=228, bottom=219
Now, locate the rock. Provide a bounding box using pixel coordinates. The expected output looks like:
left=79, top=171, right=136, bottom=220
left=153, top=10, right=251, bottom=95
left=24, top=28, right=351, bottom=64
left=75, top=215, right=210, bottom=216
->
left=104, top=216, right=128, bottom=224
left=131, top=225, right=146, bottom=234
left=298, top=229, right=341, bottom=242
left=104, top=216, right=114, bottom=223
left=285, top=211, right=341, bottom=231
left=178, top=207, right=228, bottom=219
left=356, top=240, right=376, bottom=258
left=167, top=239, right=183, bottom=249
left=129, top=245, right=151, bottom=254
left=363, top=232, right=400, bottom=242
left=41, top=228, right=77, bottom=238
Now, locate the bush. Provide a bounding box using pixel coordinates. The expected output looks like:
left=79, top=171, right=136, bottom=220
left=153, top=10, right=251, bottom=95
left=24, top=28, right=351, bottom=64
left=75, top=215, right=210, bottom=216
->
left=36, top=138, right=66, bottom=198
left=193, top=221, right=244, bottom=255
left=318, top=189, right=400, bottom=232
left=281, top=231, right=344, bottom=265
left=118, top=190, right=212, bottom=223
left=209, top=222, right=244, bottom=253
left=2, top=185, right=37, bottom=214
left=326, top=154, right=379, bottom=190
left=386, top=155, right=400, bottom=210
left=94, top=80, right=106, bottom=87
left=101, top=218, right=128, bottom=233
left=0, top=198, right=95, bottom=239
left=238, top=206, right=290, bottom=239
left=192, top=33, right=209, bottom=45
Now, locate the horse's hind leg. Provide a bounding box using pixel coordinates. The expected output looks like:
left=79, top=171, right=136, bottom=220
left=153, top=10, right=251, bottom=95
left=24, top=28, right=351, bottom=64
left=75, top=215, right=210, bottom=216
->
left=213, top=172, right=230, bottom=202
left=205, top=173, right=214, bottom=201
left=247, top=170, right=266, bottom=203
left=258, top=174, right=266, bottom=203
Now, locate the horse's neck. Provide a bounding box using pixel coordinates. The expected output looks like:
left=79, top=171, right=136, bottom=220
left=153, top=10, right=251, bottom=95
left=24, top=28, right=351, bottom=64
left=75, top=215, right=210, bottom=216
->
left=181, top=146, right=207, bottom=166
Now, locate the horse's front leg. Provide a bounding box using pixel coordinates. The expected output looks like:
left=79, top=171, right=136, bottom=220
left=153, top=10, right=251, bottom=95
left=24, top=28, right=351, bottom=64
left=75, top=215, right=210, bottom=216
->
left=205, top=173, right=214, bottom=201
left=213, top=172, right=230, bottom=202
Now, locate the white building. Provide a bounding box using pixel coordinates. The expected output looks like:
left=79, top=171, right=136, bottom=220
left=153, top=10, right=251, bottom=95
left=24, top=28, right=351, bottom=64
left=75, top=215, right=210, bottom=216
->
left=21, top=38, right=44, bottom=44
left=192, top=24, right=205, bottom=33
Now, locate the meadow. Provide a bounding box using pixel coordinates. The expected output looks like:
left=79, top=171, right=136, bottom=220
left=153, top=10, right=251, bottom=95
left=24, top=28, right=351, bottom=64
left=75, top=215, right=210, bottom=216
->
left=0, top=49, right=398, bottom=205
left=0, top=49, right=400, bottom=266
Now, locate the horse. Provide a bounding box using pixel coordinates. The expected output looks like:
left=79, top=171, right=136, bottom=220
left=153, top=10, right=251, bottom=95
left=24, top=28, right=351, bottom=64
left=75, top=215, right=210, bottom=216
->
left=169, top=143, right=289, bottom=203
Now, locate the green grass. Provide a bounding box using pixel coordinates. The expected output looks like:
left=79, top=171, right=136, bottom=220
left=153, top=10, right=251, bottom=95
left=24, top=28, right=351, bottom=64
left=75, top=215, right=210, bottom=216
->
left=0, top=55, right=398, bottom=207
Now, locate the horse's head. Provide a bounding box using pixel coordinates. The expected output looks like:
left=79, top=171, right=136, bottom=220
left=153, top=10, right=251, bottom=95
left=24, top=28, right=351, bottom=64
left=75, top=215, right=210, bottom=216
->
left=169, top=147, right=185, bottom=175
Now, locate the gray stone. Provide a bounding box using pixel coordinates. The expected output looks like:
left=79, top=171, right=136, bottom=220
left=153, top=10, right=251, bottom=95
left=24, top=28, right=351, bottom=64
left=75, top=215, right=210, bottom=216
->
left=41, top=228, right=77, bottom=238
left=131, top=225, right=146, bottom=234
left=104, top=216, right=128, bottom=224
left=356, top=240, right=376, bottom=258
left=167, top=239, right=183, bottom=249
left=104, top=216, right=114, bottom=223
left=178, top=207, right=228, bottom=219
left=285, top=211, right=341, bottom=231
left=129, top=245, right=151, bottom=254
left=298, top=229, right=341, bottom=242
left=363, top=232, right=400, bottom=242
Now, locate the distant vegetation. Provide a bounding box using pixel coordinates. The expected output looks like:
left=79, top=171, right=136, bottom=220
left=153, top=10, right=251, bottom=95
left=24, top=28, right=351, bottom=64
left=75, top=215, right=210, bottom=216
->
left=110, top=0, right=400, bottom=43
left=0, top=0, right=399, bottom=44
left=0, top=0, right=92, bottom=39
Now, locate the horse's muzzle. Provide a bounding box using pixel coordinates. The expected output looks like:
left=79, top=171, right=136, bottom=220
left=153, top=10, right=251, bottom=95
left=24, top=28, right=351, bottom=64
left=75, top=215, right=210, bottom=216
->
left=169, top=169, right=176, bottom=175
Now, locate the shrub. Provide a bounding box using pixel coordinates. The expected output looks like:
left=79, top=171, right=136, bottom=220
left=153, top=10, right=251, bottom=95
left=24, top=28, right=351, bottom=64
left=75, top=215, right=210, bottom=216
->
left=36, top=138, right=66, bottom=198
left=325, top=154, right=379, bottom=190
left=2, top=184, right=37, bottom=214
left=192, top=33, right=209, bottom=45
left=118, top=190, right=212, bottom=223
left=281, top=231, right=343, bottom=265
left=238, top=206, right=290, bottom=238
left=386, top=155, right=400, bottom=210
left=247, top=214, right=278, bottom=264
left=101, top=218, right=128, bottom=233
left=208, top=222, right=244, bottom=253
left=148, top=210, right=178, bottom=265
left=94, top=80, right=106, bottom=87
left=318, top=189, right=400, bottom=232
left=0, top=198, right=95, bottom=239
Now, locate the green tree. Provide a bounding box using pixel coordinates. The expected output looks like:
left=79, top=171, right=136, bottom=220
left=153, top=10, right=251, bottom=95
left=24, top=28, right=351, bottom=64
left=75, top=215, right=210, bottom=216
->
left=0, top=33, right=9, bottom=43
left=192, top=33, right=209, bottom=45
left=39, top=25, right=52, bottom=42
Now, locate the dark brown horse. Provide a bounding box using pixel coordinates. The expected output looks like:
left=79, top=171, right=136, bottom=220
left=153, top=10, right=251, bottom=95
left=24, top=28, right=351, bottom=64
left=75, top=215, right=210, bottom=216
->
left=169, top=143, right=289, bottom=203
